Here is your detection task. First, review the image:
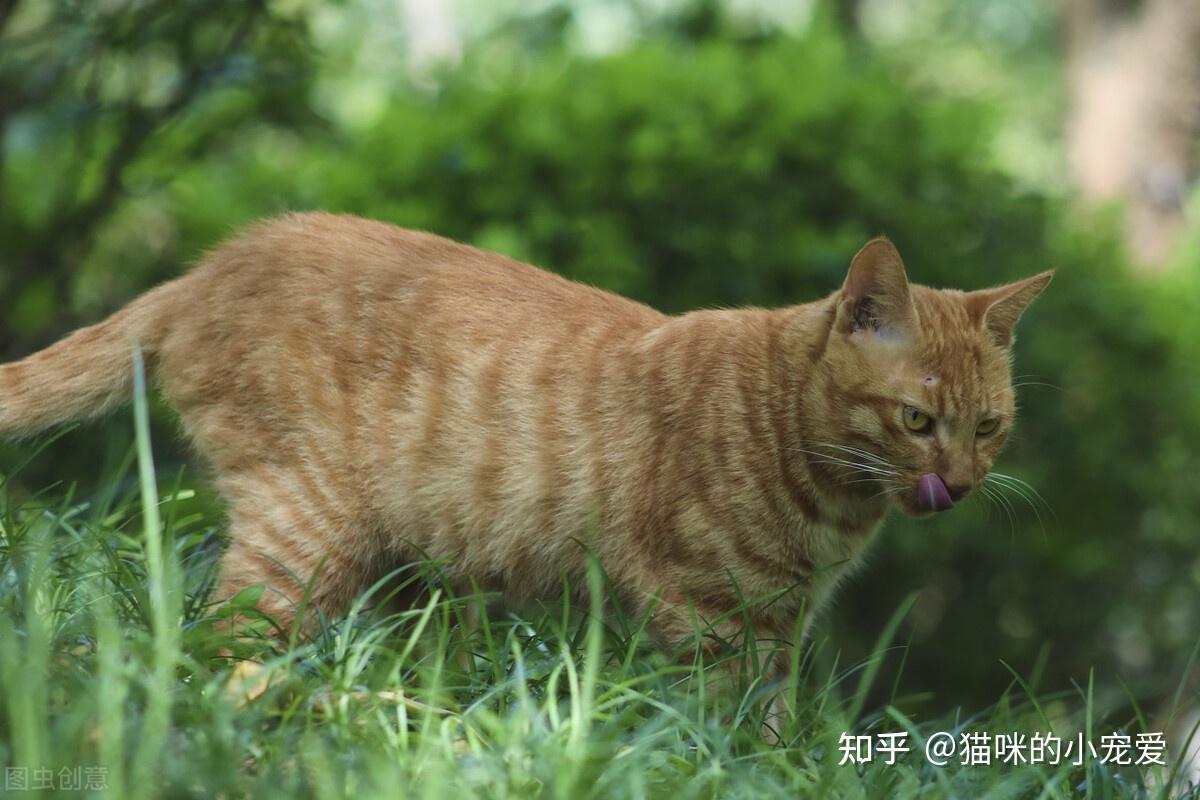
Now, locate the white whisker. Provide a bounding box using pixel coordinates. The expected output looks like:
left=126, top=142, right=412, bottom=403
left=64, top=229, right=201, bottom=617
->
left=791, top=447, right=899, bottom=478
left=980, top=483, right=1017, bottom=540
left=988, top=471, right=1053, bottom=514
left=985, top=473, right=1049, bottom=537
left=812, top=443, right=895, bottom=468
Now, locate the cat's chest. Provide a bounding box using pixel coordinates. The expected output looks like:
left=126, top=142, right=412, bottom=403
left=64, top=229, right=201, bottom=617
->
left=800, top=516, right=885, bottom=609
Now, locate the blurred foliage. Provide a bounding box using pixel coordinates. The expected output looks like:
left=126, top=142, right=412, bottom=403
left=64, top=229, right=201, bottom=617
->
left=0, top=0, right=1197, bottom=719
left=0, top=0, right=316, bottom=352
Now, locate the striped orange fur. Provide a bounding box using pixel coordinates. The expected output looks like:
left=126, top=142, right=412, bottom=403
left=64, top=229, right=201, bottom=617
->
left=0, top=212, right=1050, bottom=682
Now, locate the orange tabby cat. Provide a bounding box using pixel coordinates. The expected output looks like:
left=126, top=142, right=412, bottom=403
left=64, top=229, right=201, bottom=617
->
left=0, top=213, right=1050, bottom=681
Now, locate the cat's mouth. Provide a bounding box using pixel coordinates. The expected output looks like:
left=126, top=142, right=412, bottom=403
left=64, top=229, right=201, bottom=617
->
left=917, top=473, right=954, bottom=511
left=896, top=473, right=957, bottom=516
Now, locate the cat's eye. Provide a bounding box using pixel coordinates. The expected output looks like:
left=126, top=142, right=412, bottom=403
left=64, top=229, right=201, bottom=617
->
left=976, top=418, right=1000, bottom=436
left=902, top=406, right=933, bottom=433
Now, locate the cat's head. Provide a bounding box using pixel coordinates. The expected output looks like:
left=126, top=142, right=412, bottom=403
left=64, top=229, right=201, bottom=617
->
left=820, top=238, right=1052, bottom=517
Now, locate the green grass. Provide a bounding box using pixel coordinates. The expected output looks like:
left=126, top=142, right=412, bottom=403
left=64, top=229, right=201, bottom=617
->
left=0, top=381, right=1196, bottom=798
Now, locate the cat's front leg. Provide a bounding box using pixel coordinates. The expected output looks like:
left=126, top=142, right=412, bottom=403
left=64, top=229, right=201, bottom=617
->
left=753, top=605, right=817, bottom=743
left=641, top=590, right=800, bottom=742
left=755, top=625, right=799, bottom=744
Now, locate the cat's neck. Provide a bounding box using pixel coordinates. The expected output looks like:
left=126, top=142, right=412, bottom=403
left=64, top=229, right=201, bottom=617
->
left=633, top=299, right=891, bottom=535
left=772, top=301, right=893, bottom=530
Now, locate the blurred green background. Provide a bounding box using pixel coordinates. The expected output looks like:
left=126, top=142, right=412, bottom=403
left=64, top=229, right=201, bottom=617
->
left=1, top=0, right=1198, bottom=731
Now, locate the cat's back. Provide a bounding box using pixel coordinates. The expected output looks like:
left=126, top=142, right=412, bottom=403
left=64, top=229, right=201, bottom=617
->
left=185, top=212, right=658, bottom=329
left=158, top=213, right=664, bottom=384
left=157, top=212, right=664, bottom=455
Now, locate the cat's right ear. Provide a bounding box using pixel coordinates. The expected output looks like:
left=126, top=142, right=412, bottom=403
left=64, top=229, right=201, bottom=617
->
left=836, top=238, right=917, bottom=340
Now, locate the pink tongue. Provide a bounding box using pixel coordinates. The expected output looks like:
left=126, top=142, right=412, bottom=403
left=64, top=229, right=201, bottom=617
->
left=917, top=473, right=954, bottom=512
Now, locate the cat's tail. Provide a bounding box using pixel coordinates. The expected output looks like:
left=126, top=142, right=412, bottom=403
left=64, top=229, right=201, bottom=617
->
left=0, top=279, right=182, bottom=436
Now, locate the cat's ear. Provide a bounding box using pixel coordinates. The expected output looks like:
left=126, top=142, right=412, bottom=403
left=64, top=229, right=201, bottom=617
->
left=836, top=237, right=917, bottom=340
left=966, top=271, right=1054, bottom=348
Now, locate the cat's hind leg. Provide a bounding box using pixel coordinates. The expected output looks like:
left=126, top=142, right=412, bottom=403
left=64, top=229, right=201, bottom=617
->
left=212, top=470, right=381, bottom=638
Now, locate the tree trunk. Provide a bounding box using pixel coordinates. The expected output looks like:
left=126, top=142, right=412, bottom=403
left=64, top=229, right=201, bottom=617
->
left=1065, top=0, right=1200, bottom=266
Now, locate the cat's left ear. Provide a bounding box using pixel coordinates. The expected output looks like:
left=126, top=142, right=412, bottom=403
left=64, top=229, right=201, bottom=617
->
left=966, top=271, right=1054, bottom=348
